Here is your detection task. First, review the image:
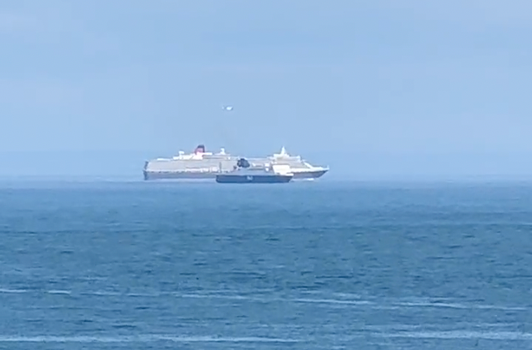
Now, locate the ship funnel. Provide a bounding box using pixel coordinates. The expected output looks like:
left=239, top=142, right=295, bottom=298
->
left=236, top=158, right=250, bottom=168
left=194, top=144, right=205, bottom=154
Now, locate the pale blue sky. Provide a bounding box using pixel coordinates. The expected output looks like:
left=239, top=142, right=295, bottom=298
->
left=1, top=0, right=531, bottom=178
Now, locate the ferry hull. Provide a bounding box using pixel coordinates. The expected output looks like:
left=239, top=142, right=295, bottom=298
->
left=215, top=174, right=293, bottom=184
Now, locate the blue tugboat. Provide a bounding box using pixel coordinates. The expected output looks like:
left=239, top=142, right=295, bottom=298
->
left=216, top=158, right=293, bottom=184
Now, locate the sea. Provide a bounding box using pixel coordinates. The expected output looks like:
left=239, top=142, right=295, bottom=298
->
left=0, top=179, right=531, bottom=349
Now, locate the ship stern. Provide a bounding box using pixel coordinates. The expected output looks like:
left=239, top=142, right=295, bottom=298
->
left=143, top=161, right=149, bottom=180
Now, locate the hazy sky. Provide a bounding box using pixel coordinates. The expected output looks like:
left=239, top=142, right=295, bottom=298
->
left=1, top=0, right=531, bottom=178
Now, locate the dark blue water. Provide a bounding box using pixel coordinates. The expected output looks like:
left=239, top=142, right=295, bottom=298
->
left=1, top=180, right=531, bottom=349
